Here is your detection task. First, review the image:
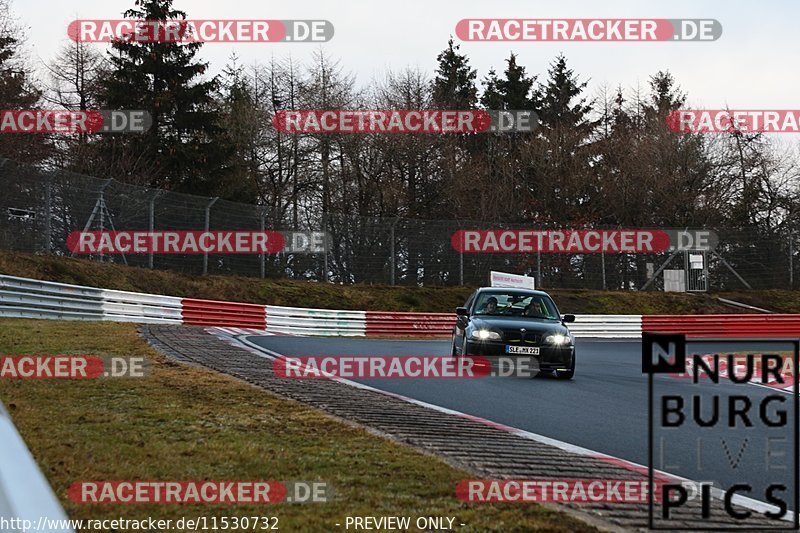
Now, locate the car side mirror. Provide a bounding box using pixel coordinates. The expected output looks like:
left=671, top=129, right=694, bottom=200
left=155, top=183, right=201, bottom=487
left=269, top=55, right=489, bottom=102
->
left=456, top=307, right=468, bottom=316
left=562, top=314, right=575, bottom=323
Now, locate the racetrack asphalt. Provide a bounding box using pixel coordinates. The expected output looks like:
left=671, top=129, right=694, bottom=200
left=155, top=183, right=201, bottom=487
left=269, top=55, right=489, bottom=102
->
left=247, top=335, right=798, bottom=514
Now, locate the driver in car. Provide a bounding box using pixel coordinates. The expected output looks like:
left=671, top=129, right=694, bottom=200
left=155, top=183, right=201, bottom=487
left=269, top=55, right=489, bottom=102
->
left=480, top=296, right=499, bottom=315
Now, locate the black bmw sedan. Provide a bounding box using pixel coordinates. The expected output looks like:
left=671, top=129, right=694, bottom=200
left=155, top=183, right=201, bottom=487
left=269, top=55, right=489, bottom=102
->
left=451, top=287, right=576, bottom=379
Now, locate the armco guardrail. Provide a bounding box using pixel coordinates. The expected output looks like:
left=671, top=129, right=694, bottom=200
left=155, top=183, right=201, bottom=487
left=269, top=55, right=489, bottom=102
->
left=9, top=273, right=800, bottom=339
left=0, top=275, right=104, bottom=320
left=642, top=314, right=800, bottom=337
left=265, top=305, right=366, bottom=336
left=99, top=288, right=182, bottom=323
left=0, top=401, right=73, bottom=532
left=365, top=311, right=454, bottom=337
left=182, top=298, right=266, bottom=328
left=569, top=315, right=642, bottom=339
left=0, top=275, right=181, bottom=324
left=364, top=313, right=642, bottom=339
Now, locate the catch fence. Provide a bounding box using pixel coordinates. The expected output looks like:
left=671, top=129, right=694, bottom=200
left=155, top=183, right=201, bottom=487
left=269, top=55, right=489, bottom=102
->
left=0, top=158, right=796, bottom=290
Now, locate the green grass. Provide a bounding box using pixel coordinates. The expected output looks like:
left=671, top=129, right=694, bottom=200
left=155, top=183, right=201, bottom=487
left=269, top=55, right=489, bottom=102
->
left=717, top=290, right=800, bottom=313
left=0, top=319, right=596, bottom=532
left=0, top=250, right=754, bottom=314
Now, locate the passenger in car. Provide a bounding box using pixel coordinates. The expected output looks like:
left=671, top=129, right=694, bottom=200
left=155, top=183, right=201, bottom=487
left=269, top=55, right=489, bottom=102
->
left=523, top=300, right=545, bottom=318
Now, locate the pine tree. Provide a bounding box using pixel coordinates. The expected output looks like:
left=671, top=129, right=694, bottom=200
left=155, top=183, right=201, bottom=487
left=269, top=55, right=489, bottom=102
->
left=98, top=0, right=231, bottom=195
left=431, top=38, right=477, bottom=109
left=0, top=0, right=50, bottom=163
left=214, top=56, right=262, bottom=203
left=499, top=53, right=536, bottom=110
left=523, top=54, right=598, bottom=225
left=477, top=54, right=539, bottom=221
left=536, top=54, right=593, bottom=132
left=479, top=68, right=503, bottom=110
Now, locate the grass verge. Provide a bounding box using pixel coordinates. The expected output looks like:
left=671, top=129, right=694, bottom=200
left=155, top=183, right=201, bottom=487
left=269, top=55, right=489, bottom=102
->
left=0, top=319, right=596, bottom=532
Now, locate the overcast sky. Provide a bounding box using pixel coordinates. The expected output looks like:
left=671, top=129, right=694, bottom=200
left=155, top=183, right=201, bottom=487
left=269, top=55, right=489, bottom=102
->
left=12, top=0, right=800, bottom=110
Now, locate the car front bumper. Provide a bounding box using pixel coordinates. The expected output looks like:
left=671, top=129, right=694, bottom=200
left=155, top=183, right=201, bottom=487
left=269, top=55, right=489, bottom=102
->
left=464, top=340, right=574, bottom=371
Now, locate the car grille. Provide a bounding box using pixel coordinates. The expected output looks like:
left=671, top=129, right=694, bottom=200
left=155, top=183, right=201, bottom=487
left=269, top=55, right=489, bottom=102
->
left=501, top=330, right=543, bottom=344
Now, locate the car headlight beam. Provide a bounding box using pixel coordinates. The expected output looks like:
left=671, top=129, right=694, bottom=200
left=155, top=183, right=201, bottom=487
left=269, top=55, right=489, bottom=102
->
left=471, top=329, right=501, bottom=341
left=545, top=333, right=570, bottom=345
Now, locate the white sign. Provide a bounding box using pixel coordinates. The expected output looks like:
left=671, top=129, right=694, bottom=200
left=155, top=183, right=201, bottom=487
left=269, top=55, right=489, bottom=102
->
left=689, top=253, right=704, bottom=269
left=489, top=271, right=535, bottom=290
left=663, top=269, right=686, bottom=292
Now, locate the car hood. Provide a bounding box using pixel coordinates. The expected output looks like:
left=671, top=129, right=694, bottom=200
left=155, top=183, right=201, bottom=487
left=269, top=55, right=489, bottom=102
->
left=469, top=316, right=569, bottom=334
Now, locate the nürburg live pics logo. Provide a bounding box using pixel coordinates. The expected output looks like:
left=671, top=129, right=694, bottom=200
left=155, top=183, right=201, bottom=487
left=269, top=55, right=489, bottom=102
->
left=643, top=332, right=799, bottom=530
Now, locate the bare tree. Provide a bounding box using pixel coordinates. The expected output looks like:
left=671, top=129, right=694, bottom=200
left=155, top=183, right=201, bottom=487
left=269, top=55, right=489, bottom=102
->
left=44, top=39, right=107, bottom=111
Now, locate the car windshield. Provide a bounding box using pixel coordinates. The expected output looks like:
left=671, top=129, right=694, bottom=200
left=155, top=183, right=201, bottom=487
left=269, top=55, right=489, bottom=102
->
left=472, top=292, right=560, bottom=320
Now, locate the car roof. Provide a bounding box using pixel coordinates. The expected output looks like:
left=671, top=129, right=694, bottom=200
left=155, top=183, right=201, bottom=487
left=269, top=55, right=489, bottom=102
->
left=474, top=287, right=552, bottom=298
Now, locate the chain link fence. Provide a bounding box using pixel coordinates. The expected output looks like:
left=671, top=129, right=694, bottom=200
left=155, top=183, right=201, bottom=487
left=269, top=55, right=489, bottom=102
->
left=0, top=157, right=797, bottom=290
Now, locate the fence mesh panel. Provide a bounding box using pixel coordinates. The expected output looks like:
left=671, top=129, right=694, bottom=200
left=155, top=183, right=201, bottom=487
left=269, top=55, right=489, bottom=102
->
left=0, top=158, right=796, bottom=290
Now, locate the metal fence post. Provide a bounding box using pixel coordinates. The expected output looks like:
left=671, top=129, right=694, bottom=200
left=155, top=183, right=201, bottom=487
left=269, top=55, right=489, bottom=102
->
left=203, top=197, right=219, bottom=275
left=43, top=176, right=52, bottom=254
left=459, top=248, right=464, bottom=286
left=390, top=221, right=396, bottom=285
left=790, top=233, right=794, bottom=288
left=98, top=190, right=105, bottom=263
left=322, top=212, right=329, bottom=282
left=260, top=209, right=266, bottom=279
left=601, top=250, right=607, bottom=290
left=148, top=191, right=162, bottom=269
left=537, top=250, right=542, bottom=288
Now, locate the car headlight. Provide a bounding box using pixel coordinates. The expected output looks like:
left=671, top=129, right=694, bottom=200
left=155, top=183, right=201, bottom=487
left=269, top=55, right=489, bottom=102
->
left=545, top=333, right=571, bottom=345
left=471, top=329, right=501, bottom=341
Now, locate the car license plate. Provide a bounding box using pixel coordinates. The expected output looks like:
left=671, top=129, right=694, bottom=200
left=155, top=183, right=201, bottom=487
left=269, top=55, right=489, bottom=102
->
left=505, top=345, right=539, bottom=355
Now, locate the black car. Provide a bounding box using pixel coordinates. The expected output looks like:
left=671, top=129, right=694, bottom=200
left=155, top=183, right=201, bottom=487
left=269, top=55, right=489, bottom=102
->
left=451, top=287, right=576, bottom=379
